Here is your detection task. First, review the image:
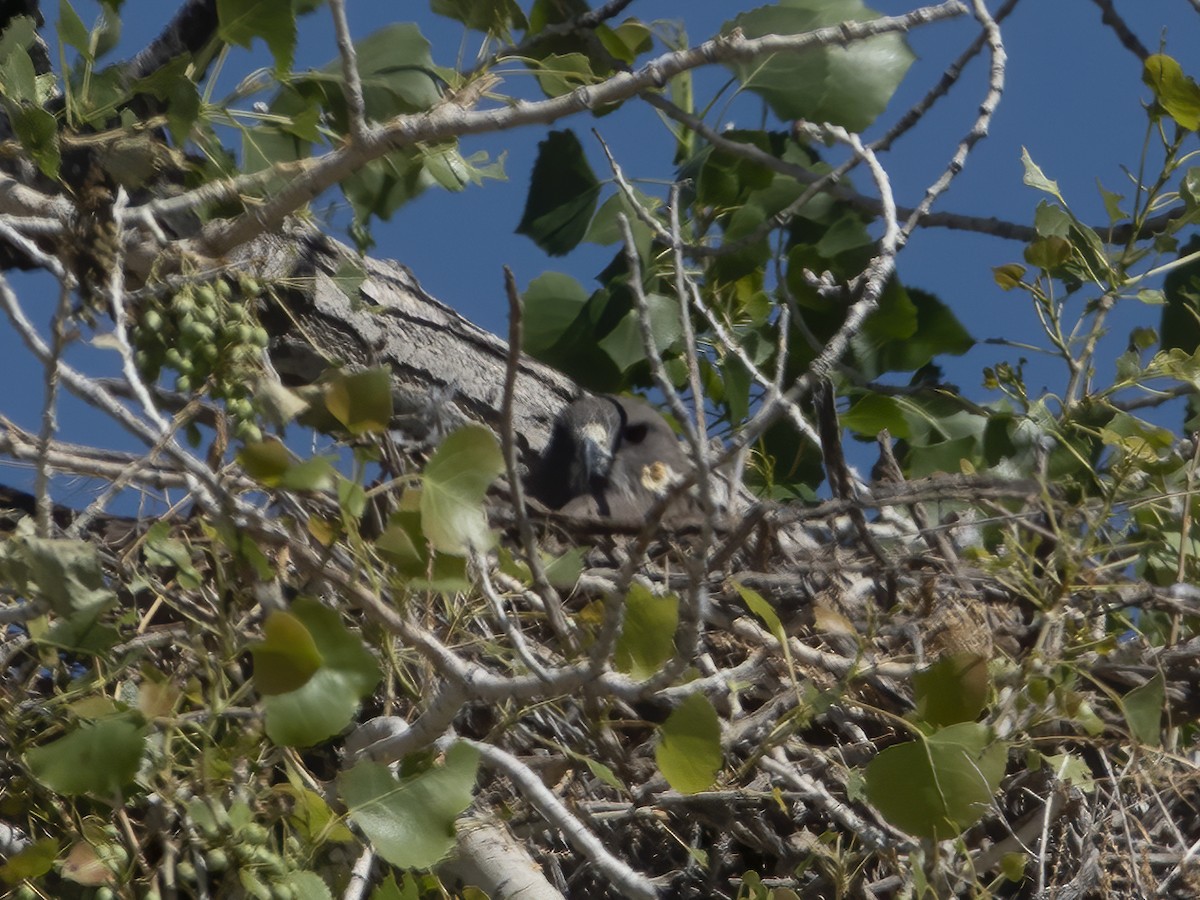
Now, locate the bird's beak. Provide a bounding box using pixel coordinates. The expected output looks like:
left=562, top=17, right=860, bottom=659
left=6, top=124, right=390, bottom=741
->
left=578, top=422, right=614, bottom=484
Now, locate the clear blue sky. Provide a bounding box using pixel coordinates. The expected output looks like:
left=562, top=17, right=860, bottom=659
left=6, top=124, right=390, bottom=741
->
left=2, top=1, right=1198, bottom=500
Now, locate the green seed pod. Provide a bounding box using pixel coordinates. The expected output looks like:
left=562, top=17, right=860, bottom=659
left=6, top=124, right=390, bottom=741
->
left=251, top=326, right=270, bottom=348
left=142, top=308, right=163, bottom=331
left=205, top=847, right=230, bottom=873
left=215, top=279, right=233, bottom=300
left=164, top=348, right=184, bottom=369
left=236, top=422, right=263, bottom=443
left=240, top=823, right=270, bottom=846
left=196, top=284, right=218, bottom=306
left=175, top=375, right=192, bottom=393
left=174, top=293, right=196, bottom=315
left=176, top=859, right=196, bottom=882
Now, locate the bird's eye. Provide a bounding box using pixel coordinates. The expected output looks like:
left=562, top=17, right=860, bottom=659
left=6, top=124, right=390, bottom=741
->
left=623, top=423, right=648, bottom=444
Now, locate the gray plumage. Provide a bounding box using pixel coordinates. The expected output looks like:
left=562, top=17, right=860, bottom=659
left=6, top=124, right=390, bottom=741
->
left=535, top=395, right=692, bottom=522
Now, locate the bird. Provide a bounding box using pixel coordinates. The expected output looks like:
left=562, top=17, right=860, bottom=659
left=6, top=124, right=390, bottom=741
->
left=533, top=394, right=694, bottom=523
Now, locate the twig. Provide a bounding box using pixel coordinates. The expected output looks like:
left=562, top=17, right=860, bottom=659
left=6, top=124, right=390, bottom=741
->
left=500, top=266, right=575, bottom=650
left=463, top=738, right=659, bottom=900
left=329, top=0, right=368, bottom=142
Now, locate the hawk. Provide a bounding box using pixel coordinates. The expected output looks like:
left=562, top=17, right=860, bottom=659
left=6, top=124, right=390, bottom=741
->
left=534, top=395, right=693, bottom=522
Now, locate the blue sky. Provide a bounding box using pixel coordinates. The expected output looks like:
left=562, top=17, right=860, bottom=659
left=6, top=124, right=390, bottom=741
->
left=2, top=1, right=1198, bottom=500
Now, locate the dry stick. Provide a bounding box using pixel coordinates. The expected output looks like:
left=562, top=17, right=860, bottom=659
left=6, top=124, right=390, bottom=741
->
left=465, top=0, right=639, bottom=79
left=463, top=738, right=659, bottom=900
left=1087, top=0, right=1151, bottom=60
left=329, top=0, right=368, bottom=142
left=499, top=266, right=576, bottom=651
left=343, top=847, right=375, bottom=900
left=873, top=0, right=1021, bottom=155
left=614, top=211, right=712, bottom=691
left=899, top=0, right=1006, bottom=244
left=470, top=548, right=555, bottom=682
left=874, top=431, right=961, bottom=571
left=195, top=2, right=969, bottom=258
left=33, top=283, right=72, bottom=538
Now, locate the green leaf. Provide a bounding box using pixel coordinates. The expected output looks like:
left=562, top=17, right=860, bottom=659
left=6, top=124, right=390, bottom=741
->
left=1161, top=235, right=1200, bottom=355
left=856, top=286, right=973, bottom=376
left=596, top=20, right=652, bottom=65
left=1143, top=54, right=1200, bottom=131
left=1024, top=236, right=1072, bottom=271
left=340, top=742, right=480, bottom=869
left=841, top=392, right=910, bottom=440
left=723, top=0, right=915, bottom=132
left=516, top=129, right=601, bottom=256
left=26, top=716, right=147, bottom=797
left=419, top=425, right=505, bottom=554
left=218, top=0, right=297, bottom=73
left=375, top=507, right=472, bottom=593
left=18, top=536, right=114, bottom=616
left=912, top=653, right=990, bottom=728
left=1122, top=673, right=1164, bottom=746
left=1035, top=751, right=1095, bottom=792
left=522, top=271, right=591, bottom=355
left=0, top=16, right=37, bottom=64
left=0, top=39, right=36, bottom=103
left=274, top=870, right=334, bottom=900
left=57, top=0, right=91, bottom=59
left=1097, top=179, right=1126, bottom=224
left=1021, top=148, right=1064, bottom=202
left=262, top=597, right=381, bottom=747
left=532, top=52, right=597, bottom=98
left=0, top=838, right=59, bottom=883
left=992, top=263, right=1026, bottom=290
left=421, top=143, right=506, bottom=192
left=615, top=583, right=679, bottom=680
left=598, top=292, right=684, bottom=373
left=323, top=367, right=394, bottom=435
left=8, top=103, right=60, bottom=178
left=733, top=581, right=785, bottom=644
left=238, top=439, right=336, bottom=491
left=430, top=0, right=527, bottom=34
left=132, top=56, right=202, bottom=144
left=250, top=610, right=325, bottom=695
left=655, top=693, right=722, bottom=794
left=865, top=722, right=1007, bottom=841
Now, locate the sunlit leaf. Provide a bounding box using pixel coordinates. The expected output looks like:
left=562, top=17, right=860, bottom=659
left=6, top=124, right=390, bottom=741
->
left=0, top=838, right=59, bottom=883
left=1122, top=673, right=1164, bottom=746
left=340, top=743, right=480, bottom=869
left=656, top=693, right=722, bottom=794
left=262, top=597, right=381, bottom=747
left=1143, top=54, right=1200, bottom=131
left=26, top=716, right=147, bottom=797
left=1021, top=148, right=1063, bottom=202
left=913, top=653, right=990, bottom=728
left=615, top=583, right=679, bottom=680
left=324, top=367, right=394, bottom=435
left=250, top=610, right=325, bottom=695
left=865, top=722, right=1007, bottom=841
left=723, top=0, right=914, bottom=132
left=419, top=425, right=505, bottom=554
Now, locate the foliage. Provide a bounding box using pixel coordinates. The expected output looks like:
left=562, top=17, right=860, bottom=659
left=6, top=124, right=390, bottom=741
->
left=0, top=0, right=1198, bottom=898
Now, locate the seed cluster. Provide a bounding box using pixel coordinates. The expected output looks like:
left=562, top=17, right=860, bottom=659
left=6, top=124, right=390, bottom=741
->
left=133, top=275, right=271, bottom=442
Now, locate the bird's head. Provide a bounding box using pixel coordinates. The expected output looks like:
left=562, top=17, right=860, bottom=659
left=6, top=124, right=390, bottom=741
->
left=561, top=395, right=688, bottom=505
